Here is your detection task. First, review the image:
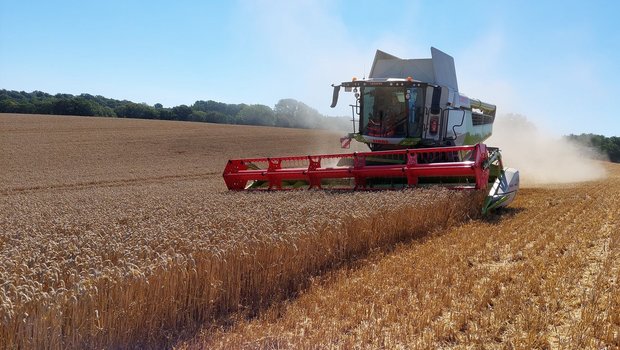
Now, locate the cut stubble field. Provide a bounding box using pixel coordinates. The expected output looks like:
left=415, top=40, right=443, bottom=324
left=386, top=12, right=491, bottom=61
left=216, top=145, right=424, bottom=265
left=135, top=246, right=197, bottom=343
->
left=1, top=113, right=619, bottom=349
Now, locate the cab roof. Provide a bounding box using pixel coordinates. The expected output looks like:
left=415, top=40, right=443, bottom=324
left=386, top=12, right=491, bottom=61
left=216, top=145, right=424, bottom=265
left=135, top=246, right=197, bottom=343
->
left=369, top=47, right=459, bottom=91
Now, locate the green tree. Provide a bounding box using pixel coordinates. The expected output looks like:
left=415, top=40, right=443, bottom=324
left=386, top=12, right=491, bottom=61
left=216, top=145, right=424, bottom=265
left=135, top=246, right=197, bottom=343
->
left=114, top=103, right=158, bottom=119
left=274, top=98, right=324, bottom=128
left=566, top=133, right=620, bottom=163
left=0, top=99, right=18, bottom=112
left=52, top=98, right=98, bottom=116
left=204, top=111, right=230, bottom=124
left=236, top=104, right=275, bottom=126
left=172, top=105, right=193, bottom=121
left=189, top=110, right=207, bottom=122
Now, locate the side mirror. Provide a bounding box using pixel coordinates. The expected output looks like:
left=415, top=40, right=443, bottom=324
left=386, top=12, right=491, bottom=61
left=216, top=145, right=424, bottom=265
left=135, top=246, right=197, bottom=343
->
left=330, top=85, right=341, bottom=108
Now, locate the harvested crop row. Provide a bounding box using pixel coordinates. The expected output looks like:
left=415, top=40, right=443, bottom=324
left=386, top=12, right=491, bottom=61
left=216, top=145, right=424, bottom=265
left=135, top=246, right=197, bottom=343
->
left=0, top=179, right=483, bottom=349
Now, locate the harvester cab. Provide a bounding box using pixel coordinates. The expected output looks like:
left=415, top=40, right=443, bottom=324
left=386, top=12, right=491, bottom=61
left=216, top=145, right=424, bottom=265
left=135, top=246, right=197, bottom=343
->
left=223, top=47, right=519, bottom=214
left=331, top=47, right=496, bottom=151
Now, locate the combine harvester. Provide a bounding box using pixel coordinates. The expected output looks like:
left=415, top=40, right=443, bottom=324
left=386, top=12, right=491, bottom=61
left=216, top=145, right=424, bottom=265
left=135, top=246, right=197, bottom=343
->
left=223, top=47, right=519, bottom=214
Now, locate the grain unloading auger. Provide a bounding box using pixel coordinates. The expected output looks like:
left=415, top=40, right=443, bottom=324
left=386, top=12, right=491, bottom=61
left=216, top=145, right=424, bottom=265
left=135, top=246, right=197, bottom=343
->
left=223, top=47, right=519, bottom=214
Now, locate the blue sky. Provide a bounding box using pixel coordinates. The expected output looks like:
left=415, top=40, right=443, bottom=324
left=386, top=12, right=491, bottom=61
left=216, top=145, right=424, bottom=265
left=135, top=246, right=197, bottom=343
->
left=1, top=0, right=619, bottom=136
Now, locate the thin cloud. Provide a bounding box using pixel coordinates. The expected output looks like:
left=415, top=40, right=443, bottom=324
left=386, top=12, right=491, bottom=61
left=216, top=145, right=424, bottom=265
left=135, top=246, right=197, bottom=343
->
left=231, top=0, right=367, bottom=115
left=229, top=0, right=434, bottom=116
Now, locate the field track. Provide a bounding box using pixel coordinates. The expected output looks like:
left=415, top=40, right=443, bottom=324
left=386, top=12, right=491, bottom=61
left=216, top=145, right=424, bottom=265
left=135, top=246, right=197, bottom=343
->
left=1, top=114, right=619, bottom=349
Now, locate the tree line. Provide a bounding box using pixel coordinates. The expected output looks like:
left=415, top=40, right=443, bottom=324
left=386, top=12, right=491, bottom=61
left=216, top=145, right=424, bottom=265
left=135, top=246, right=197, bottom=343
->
left=566, top=134, right=620, bottom=163
left=0, top=90, right=351, bottom=130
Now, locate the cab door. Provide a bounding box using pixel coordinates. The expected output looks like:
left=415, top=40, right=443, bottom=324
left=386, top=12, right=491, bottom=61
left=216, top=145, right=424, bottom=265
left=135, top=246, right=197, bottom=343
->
left=422, top=86, right=442, bottom=142
left=406, top=86, right=425, bottom=138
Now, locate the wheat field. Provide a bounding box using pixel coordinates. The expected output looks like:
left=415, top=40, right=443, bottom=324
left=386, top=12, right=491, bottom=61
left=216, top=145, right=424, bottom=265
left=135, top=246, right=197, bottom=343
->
left=1, top=113, right=618, bottom=349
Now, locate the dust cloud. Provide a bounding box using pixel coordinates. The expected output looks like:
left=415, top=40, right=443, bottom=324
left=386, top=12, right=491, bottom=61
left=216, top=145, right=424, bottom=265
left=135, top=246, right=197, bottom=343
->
left=487, top=114, right=607, bottom=186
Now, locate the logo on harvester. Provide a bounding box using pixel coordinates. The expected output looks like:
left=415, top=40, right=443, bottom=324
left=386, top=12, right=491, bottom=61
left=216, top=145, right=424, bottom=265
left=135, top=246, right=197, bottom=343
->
left=429, top=116, right=439, bottom=134
left=340, top=137, right=351, bottom=149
